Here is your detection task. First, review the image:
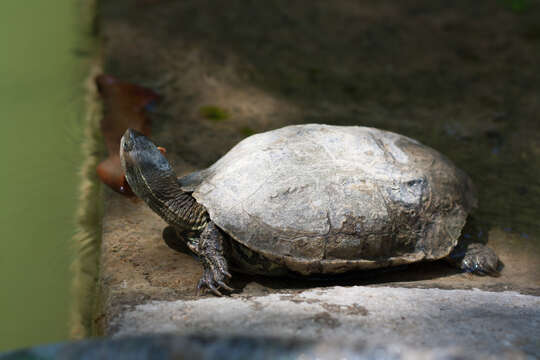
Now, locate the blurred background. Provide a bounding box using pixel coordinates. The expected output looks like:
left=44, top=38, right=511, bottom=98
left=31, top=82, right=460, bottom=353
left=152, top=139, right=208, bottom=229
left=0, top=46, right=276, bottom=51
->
left=0, top=0, right=91, bottom=351
left=0, top=0, right=539, bottom=354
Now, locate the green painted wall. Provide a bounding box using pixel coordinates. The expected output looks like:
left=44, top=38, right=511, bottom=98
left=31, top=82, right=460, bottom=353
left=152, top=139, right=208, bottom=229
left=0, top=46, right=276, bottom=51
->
left=0, top=0, right=91, bottom=351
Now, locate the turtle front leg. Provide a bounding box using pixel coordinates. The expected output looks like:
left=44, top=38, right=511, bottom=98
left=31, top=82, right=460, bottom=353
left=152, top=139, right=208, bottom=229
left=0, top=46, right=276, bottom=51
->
left=196, top=221, right=233, bottom=296
left=446, top=242, right=501, bottom=276
left=162, top=224, right=233, bottom=296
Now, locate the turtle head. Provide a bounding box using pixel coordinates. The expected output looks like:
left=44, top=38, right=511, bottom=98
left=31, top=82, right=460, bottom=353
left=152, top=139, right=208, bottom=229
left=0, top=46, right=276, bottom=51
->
left=120, top=128, right=176, bottom=200
left=120, top=129, right=208, bottom=230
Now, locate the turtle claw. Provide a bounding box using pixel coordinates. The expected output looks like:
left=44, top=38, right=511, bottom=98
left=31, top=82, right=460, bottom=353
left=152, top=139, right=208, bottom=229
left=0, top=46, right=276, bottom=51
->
left=196, top=278, right=223, bottom=297
left=207, top=283, right=223, bottom=297
left=218, top=281, right=234, bottom=291
left=196, top=282, right=204, bottom=297
left=196, top=266, right=233, bottom=297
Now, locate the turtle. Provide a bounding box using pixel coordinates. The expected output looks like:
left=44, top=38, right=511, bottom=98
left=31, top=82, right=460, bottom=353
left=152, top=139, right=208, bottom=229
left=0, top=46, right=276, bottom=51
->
left=120, top=124, right=500, bottom=296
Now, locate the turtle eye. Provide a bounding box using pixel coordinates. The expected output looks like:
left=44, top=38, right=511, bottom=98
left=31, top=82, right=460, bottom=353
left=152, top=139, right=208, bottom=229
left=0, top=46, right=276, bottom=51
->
left=122, top=137, right=133, bottom=152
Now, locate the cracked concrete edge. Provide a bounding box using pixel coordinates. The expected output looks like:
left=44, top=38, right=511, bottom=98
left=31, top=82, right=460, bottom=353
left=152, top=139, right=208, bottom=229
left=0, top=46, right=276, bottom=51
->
left=107, top=286, right=540, bottom=358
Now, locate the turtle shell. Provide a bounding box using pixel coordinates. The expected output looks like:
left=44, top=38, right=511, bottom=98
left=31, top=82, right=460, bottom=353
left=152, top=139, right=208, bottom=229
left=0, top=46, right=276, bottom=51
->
left=178, top=124, right=476, bottom=275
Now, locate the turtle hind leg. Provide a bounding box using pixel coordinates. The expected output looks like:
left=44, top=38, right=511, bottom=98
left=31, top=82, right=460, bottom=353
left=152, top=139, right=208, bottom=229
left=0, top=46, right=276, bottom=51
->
left=196, top=221, right=233, bottom=296
left=162, top=226, right=193, bottom=254
left=446, top=242, right=502, bottom=276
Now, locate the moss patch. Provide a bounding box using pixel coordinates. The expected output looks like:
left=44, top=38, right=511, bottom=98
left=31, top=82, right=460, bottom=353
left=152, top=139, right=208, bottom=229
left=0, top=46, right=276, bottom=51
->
left=200, top=105, right=229, bottom=121
left=240, top=126, right=256, bottom=137
left=499, top=0, right=531, bottom=13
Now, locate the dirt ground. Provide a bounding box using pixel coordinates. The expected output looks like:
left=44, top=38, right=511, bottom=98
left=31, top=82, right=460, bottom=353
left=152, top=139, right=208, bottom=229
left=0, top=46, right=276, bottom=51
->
left=95, top=0, right=540, bottom=334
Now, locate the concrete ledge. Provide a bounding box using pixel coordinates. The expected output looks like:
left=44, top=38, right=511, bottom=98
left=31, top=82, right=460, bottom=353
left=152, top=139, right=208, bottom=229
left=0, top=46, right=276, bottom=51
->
left=109, top=286, right=539, bottom=357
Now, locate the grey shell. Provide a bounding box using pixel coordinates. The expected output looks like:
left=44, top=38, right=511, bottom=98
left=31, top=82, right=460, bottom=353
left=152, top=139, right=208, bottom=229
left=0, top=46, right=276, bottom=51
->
left=179, top=124, right=476, bottom=275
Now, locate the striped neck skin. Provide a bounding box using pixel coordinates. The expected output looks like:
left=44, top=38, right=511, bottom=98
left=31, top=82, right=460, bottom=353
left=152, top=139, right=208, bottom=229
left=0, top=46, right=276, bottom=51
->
left=133, top=167, right=208, bottom=231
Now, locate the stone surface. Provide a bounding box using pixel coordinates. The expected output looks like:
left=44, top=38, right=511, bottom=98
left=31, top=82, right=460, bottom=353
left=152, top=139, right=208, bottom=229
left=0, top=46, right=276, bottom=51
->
left=108, top=286, right=539, bottom=358
left=94, top=0, right=540, bottom=358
